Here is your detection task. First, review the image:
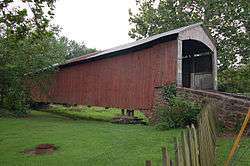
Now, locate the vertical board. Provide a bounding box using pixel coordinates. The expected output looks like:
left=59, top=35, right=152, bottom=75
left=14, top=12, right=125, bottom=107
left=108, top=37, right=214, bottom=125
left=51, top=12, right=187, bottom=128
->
left=33, top=40, right=177, bottom=110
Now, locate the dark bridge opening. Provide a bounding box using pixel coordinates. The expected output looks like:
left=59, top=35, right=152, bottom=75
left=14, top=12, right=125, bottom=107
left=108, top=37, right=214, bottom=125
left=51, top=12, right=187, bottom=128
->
left=182, top=40, right=213, bottom=89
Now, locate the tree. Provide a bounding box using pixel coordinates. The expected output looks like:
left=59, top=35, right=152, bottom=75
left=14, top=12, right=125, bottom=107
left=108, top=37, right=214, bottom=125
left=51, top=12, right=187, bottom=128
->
left=128, top=0, right=249, bottom=71
left=0, top=0, right=56, bottom=38
left=59, top=36, right=96, bottom=60
left=218, top=62, right=250, bottom=94
left=0, top=0, right=65, bottom=116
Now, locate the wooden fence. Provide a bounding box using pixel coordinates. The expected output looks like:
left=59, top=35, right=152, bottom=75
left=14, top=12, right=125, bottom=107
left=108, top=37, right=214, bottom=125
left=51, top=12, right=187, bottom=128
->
left=146, top=105, right=216, bottom=166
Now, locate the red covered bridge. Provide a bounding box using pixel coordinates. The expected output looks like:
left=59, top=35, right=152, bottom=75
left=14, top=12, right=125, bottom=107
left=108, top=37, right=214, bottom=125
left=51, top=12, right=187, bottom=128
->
left=32, top=23, right=217, bottom=115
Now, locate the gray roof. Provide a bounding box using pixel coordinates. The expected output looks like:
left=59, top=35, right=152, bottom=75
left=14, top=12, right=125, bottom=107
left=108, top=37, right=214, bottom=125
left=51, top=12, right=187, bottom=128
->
left=63, top=22, right=204, bottom=66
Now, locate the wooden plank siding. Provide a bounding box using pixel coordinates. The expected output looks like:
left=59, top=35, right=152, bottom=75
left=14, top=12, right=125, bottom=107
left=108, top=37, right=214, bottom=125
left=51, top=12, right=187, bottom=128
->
left=32, top=40, right=178, bottom=110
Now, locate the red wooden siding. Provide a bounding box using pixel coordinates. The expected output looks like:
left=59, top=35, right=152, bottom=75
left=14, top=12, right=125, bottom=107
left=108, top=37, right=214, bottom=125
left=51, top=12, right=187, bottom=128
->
left=32, top=40, right=177, bottom=110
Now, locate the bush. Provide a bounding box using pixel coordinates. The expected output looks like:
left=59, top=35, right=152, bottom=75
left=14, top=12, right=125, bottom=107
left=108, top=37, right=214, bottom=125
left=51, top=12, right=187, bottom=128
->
left=0, top=35, right=66, bottom=117
left=161, top=83, right=176, bottom=101
left=156, top=84, right=201, bottom=130
left=1, top=88, right=28, bottom=117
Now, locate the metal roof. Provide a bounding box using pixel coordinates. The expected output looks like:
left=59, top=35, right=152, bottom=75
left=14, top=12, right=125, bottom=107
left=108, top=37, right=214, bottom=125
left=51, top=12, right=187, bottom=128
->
left=62, top=22, right=204, bottom=67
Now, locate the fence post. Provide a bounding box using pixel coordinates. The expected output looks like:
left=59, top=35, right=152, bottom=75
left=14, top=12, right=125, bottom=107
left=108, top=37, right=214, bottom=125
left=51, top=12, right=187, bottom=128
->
left=146, top=160, right=152, bottom=166
left=198, top=105, right=216, bottom=166
left=144, top=105, right=217, bottom=166
left=162, top=147, right=171, bottom=166
left=224, top=109, right=250, bottom=166
left=181, top=130, right=191, bottom=166
left=191, top=124, right=200, bottom=166
left=174, top=137, right=184, bottom=166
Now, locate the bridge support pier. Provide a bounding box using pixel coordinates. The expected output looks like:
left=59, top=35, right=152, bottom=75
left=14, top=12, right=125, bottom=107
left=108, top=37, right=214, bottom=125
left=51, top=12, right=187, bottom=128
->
left=126, top=110, right=134, bottom=117
left=121, top=109, right=125, bottom=115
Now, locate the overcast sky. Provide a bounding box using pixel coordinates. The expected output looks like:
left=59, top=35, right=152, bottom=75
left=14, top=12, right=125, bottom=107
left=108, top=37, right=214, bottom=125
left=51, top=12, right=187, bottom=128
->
left=53, top=0, right=137, bottom=50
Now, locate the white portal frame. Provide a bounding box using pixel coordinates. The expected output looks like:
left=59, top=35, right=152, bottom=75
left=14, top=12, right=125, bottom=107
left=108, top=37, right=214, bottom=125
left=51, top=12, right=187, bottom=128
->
left=176, top=25, right=218, bottom=90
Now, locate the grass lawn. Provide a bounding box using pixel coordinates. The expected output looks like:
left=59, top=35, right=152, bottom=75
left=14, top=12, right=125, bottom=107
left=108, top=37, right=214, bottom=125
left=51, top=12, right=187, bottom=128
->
left=0, top=111, right=180, bottom=166
left=0, top=110, right=249, bottom=166
left=46, top=105, right=148, bottom=123
left=216, top=137, right=250, bottom=166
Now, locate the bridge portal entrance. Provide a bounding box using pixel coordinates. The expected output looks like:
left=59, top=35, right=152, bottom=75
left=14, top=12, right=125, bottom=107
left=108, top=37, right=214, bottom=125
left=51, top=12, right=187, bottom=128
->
left=181, top=40, right=214, bottom=90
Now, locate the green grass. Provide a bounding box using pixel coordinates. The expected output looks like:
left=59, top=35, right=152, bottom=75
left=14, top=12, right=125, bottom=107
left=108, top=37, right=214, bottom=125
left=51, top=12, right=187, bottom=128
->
left=0, top=110, right=249, bottom=166
left=0, top=111, right=180, bottom=166
left=46, top=105, right=148, bottom=123
left=241, top=93, right=250, bottom=98
left=216, top=137, right=250, bottom=166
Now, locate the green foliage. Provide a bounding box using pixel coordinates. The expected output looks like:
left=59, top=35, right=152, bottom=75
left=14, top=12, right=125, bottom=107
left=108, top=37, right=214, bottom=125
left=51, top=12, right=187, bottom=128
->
left=129, top=0, right=249, bottom=70
left=1, top=84, right=27, bottom=117
left=216, top=120, right=226, bottom=134
left=161, top=83, right=176, bottom=101
left=0, top=0, right=56, bottom=38
left=218, top=63, right=250, bottom=94
left=59, top=36, right=97, bottom=60
left=156, top=97, right=201, bottom=130
left=156, top=84, right=201, bottom=130
left=0, top=0, right=65, bottom=116
left=0, top=36, right=66, bottom=116
left=0, top=0, right=95, bottom=116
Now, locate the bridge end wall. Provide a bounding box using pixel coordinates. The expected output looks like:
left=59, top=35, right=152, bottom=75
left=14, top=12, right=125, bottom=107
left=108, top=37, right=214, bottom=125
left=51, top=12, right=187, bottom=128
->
left=153, top=86, right=250, bottom=132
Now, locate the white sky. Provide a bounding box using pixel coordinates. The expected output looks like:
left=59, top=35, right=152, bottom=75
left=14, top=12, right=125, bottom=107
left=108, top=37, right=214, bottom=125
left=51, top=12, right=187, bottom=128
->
left=53, top=0, right=137, bottom=50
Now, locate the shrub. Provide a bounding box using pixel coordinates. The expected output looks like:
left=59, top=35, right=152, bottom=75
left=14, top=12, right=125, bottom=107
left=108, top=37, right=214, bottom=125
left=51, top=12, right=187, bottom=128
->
left=156, top=84, right=201, bottom=130
left=161, top=83, right=176, bottom=102
left=1, top=89, right=28, bottom=117
left=156, top=97, right=201, bottom=130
